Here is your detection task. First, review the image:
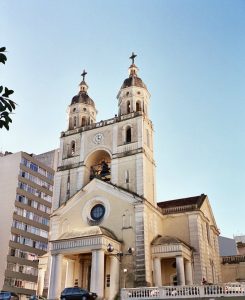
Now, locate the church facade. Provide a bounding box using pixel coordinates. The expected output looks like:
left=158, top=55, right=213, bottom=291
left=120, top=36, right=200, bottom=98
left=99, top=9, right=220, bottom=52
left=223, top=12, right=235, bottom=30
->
left=44, top=54, right=221, bottom=300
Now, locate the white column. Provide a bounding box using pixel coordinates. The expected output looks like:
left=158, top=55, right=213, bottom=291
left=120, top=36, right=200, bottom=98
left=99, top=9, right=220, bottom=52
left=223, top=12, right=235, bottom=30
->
left=176, top=256, right=185, bottom=286
left=153, top=257, right=162, bottom=286
left=38, top=268, right=46, bottom=296
left=96, top=249, right=105, bottom=299
left=48, top=254, right=63, bottom=300
left=65, top=259, right=75, bottom=287
left=109, top=256, right=120, bottom=300
left=90, top=250, right=97, bottom=293
left=185, top=260, right=193, bottom=285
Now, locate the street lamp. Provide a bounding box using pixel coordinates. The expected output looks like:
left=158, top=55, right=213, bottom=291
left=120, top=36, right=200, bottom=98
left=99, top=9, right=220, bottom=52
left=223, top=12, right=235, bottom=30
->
left=106, top=243, right=134, bottom=291
left=107, top=243, right=135, bottom=259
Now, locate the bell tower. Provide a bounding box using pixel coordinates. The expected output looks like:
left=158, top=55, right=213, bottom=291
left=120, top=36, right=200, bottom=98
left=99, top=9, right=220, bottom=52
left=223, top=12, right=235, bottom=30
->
left=112, top=52, right=156, bottom=205
left=67, top=70, right=97, bottom=130
left=54, top=71, right=98, bottom=208
left=54, top=54, right=156, bottom=209
left=117, top=52, right=150, bottom=117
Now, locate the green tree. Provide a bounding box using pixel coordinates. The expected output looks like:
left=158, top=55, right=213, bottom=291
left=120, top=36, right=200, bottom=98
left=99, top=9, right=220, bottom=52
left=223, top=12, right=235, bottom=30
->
left=0, top=47, right=16, bottom=130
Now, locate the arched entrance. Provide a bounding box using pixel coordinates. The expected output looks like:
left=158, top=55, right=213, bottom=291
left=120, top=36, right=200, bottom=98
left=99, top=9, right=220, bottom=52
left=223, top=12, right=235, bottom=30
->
left=85, top=150, right=111, bottom=183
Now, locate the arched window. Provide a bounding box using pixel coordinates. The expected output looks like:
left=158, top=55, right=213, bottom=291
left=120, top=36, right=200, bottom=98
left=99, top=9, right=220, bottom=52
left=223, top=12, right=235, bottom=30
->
left=127, top=101, right=131, bottom=113
left=126, top=127, right=131, bottom=143
left=73, top=116, right=77, bottom=127
left=136, top=101, right=141, bottom=112
left=82, top=117, right=86, bottom=126
left=71, top=141, right=75, bottom=156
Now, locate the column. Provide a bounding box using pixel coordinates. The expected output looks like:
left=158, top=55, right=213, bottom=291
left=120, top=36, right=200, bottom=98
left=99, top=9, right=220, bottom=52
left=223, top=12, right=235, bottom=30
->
left=65, top=259, right=75, bottom=287
left=90, top=250, right=97, bottom=293
left=153, top=257, right=162, bottom=286
left=48, top=254, right=63, bottom=300
left=109, top=256, right=120, bottom=300
left=176, top=256, right=185, bottom=286
left=185, top=260, right=193, bottom=285
left=38, top=268, right=46, bottom=296
left=96, top=249, right=105, bottom=299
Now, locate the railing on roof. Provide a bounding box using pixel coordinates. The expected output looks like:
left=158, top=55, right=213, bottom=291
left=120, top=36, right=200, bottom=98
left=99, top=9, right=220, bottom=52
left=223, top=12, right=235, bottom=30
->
left=161, top=204, right=198, bottom=215
left=61, top=111, right=153, bottom=137
left=121, top=283, right=245, bottom=299
left=222, top=255, right=245, bottom=264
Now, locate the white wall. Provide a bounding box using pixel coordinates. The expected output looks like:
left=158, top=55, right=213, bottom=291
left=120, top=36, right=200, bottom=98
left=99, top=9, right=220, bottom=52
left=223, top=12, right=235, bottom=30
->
left=0, top=152, right=21, bottom=288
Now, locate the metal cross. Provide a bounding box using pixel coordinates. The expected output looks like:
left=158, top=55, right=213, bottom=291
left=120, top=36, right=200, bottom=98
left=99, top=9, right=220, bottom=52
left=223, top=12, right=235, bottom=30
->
left=81, top=69, right=87, bottom=81
left=129, top=52, right=137, bottom=64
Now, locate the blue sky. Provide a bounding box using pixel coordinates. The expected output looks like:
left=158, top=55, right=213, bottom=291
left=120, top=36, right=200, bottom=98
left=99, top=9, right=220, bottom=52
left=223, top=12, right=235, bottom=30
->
left=1, top=0, right=244, bottom=238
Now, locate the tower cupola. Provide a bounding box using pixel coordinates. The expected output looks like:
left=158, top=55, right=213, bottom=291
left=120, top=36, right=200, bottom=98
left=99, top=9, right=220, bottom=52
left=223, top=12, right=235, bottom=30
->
left=67, top=70, right=97, bottom=130
left=117, top=52, right=150, bottom=117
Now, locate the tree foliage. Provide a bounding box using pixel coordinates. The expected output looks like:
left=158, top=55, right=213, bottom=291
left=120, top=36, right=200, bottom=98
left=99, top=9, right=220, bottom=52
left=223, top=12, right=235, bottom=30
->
left=0, top=47, right=16, bottom=130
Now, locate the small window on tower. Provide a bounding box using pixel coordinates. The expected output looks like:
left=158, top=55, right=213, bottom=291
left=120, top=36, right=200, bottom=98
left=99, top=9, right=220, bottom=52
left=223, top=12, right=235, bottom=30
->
left=74, top=116, right=77, bottom=127
left=71, top=141, right=75, bottom=156
left=73, top=108, right=76, bottom=112
left=136, top=101, right=141, bottom=112
left=127, top=101, right=131, bottom=113
left=126, top=127, right=131, bottom=143
left=125, top=170, right=129, bottom=183
left=82, top=117, right=86, bottom=126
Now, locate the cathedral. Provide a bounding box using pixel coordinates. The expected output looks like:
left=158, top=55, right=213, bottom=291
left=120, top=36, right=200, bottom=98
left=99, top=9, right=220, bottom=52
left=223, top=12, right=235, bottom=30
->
left=44, top=53, right=221, bottom=300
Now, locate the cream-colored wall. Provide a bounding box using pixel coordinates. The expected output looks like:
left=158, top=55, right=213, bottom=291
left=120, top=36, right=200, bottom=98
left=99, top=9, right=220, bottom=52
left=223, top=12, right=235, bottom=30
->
left=198, top=200, right=221, bottom=283
left=162, top=214, right=190, bottom=243
left=54, top=186, right=136, bottom=253
left=143, top=203, right=165, bottom=285
left=221, top=263, right=245, bottom=282
left=0, top=152, right=21, bottom=289
left=58, top=113, right=155, bottom=206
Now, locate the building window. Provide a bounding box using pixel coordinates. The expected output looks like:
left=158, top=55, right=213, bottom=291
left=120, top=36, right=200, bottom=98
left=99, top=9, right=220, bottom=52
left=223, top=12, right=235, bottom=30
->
left=82, top=117, right=86, bottom=126
left=126, top=127, right=131, bottom=143
left=67, top=174, right=70, bottom=196
left=71, top=141, right=75, bottom=156
left=127, top=101, right=131, bottom=113
left=125, top=170, right=129, bottom=183
left=136, top=101, right=141, bottom=112
left=73, top=116, right=77, bottom=127
left=90, top=204, right=105, bottom=221
left=30, top=163, right=38, bottom=172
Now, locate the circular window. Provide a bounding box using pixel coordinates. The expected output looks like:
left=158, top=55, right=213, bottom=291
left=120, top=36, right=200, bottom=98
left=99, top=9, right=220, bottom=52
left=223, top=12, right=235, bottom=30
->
left=90, top=204, right=105, bottom=221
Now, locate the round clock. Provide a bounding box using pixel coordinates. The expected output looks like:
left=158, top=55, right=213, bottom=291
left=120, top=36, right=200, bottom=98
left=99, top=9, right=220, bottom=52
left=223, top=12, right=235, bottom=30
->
left=94, top=133, right=103, bottom=144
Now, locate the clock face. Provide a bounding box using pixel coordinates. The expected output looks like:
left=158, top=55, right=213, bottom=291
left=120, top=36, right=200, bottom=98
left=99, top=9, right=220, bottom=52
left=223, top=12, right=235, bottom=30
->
left=94, top=133, right=103, bottom=144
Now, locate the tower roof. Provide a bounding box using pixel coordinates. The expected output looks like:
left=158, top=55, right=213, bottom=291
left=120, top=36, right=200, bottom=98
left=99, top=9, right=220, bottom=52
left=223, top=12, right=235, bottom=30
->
left=120, top=52, right=148, bottom=90
left=71, top=92, right=95, bottom=107
left=70, top=70, right=95, bottom=108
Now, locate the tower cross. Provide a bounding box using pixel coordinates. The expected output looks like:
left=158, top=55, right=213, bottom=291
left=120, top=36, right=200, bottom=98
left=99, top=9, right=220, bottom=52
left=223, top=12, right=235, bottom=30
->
left=81, top=69, right=87, bottom=81
left=129, top=52, right=137, bottom=64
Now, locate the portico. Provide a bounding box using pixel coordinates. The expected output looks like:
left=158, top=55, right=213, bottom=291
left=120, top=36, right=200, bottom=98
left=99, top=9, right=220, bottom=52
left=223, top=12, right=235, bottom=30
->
left=47, top=227, right=121, bottom=300
left=152, top=236, right=193, bottom=286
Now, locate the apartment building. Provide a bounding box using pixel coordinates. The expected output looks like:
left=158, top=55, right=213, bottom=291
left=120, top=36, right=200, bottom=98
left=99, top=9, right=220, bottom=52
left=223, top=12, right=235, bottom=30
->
left=0, top=151, right=54, bottom=299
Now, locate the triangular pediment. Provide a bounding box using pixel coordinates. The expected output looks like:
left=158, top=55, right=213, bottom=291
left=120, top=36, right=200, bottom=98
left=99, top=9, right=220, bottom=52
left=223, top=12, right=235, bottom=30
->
left=50, top=178, right=142, bottom=241
left=52, top=178, right=142, bottom=216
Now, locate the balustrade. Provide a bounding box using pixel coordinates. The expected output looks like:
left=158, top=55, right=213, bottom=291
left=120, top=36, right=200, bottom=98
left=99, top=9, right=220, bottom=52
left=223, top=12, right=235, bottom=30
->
left=121, top=283, right=245, bottom=299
